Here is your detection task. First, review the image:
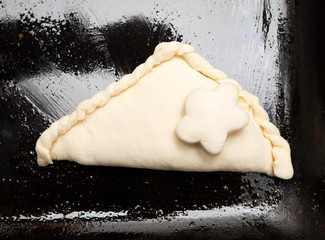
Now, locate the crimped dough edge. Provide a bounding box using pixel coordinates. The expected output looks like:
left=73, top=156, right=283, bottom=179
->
left=35, top=41, right=293, bottom=179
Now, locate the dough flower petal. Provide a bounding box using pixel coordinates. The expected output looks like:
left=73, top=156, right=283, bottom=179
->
left=176, top=83, right=249, bottom=155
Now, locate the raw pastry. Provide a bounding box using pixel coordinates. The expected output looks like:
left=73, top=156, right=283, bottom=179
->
left=35, top=42, right=293, bottom=179
left=176, top=83, right=250, bottom=155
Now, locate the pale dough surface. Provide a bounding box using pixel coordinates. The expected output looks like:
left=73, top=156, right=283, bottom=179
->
left=176, top=84, right=250, bottom=155
left=36, top=42, right=294, bottom=179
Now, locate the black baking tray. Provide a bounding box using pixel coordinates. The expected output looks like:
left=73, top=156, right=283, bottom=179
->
left=0, top=0, right=324, bottom=239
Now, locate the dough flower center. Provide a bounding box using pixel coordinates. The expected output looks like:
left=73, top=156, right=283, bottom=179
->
left=176, top=83, right=249, bottom=154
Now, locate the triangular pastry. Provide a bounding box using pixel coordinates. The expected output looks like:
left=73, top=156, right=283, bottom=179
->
left=35, top=42, right=293, bottom=179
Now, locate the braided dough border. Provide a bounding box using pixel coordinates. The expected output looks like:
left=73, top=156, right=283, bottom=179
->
left=35, top=42, right=293, bottom=179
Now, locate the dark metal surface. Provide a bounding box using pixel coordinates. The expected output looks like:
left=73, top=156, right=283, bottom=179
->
left=0, top=0, right=324, bottom=239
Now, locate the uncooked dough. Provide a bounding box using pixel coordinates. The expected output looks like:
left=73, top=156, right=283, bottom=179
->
left=35, top=42, right=294, bottom=179
left=176, top=84, right=249, bottom=155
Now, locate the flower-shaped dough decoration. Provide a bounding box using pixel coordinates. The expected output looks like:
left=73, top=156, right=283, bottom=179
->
left=176, top=83, right=249, bottom=155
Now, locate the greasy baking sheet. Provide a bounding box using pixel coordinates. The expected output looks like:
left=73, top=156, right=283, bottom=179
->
left=0, top=0, right=324, bottom=239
